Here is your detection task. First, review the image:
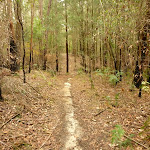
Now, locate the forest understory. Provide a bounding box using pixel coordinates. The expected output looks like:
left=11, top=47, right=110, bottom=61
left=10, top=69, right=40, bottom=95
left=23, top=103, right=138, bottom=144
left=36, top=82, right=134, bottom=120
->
left=0, top=54, right=150, bottom=150
left=1, top=1, right=150, bottom=149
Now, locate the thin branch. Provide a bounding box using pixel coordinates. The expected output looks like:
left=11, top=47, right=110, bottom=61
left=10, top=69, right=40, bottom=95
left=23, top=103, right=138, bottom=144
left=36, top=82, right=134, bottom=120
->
left=0, top=113, right=20, bottom=129
left=39, top=119, right=60, bottom=149
left=94, top=109, right=106, bottom=117
left=124, top=135, right=149, bottom=149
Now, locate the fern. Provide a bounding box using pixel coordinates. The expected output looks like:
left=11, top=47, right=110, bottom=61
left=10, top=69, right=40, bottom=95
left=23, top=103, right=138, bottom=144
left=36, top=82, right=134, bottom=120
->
left=111, top=125, right=134, bottom=148
left=111, top=125, right=125, bottom=145
left=109, top=74, right=119, bottom=85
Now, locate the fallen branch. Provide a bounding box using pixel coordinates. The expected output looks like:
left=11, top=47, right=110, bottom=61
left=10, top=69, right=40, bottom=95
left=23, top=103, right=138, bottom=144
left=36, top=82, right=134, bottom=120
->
left=0, top=113, right=20, bottom=129
left=39, top=119, right=60, bottom=149
left=94, top=109, right=106, bottom=117
left=124, top=135, right=149, bottom=149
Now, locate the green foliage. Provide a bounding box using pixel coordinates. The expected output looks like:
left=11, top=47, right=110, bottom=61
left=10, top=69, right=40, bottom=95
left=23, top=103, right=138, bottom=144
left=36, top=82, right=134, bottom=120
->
left=95, top=68, right=111, bottom=76
left=111, top=125, right=125, bottom=145
left=77, top=68, right=84, bottom=75
left=113, top=93, right=120, bottom=107
left=111, top=125, right=134, bottom=148
left=33, top=17, right=45, bottom=40
left=95, top=69, right=104, bottom=76
left=116, top=71, right=123, bottom=78
left=109, top=74, right=119, bottom=86
left=121, top=134, right=134, bottom=148
left=141, top=81, right=150, bottom=92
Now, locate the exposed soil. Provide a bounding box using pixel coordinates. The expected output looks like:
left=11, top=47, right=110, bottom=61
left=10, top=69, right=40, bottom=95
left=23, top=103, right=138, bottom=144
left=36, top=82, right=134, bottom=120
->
left=0, top=54, right=150, bottom=150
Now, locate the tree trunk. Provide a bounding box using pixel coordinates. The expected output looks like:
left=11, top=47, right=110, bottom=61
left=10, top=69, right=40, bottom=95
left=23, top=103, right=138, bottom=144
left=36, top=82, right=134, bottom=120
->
left=39, top=0, right=43, bottom=67
left=0, top=87, right=3, bottom=101
left=9, top=22, right=19, bottom=72
left=17, top=8, right=26, bottom=83
left=65, top=0, right=69, bottom=73
left=43, top=0, right=52, bottom=70
left=8, top=0, right=19, bottom=72
left=14, top=0, right=22, bottom=69
left=134, top=0, right=150, bottom=97
left=29, top=1, right=35, bottom=73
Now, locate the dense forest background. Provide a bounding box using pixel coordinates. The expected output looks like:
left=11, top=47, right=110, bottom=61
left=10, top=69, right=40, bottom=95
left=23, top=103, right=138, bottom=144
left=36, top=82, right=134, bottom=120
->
left=0, top=0, right=150, bottom=95
left=0, top=0, right=150, bottom=149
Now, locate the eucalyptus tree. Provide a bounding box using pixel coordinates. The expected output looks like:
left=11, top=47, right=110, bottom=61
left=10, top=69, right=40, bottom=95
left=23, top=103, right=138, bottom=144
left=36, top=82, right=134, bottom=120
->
left=29, top=0, right=35, bottom=73
left=133, top=0, right=150, bottom=97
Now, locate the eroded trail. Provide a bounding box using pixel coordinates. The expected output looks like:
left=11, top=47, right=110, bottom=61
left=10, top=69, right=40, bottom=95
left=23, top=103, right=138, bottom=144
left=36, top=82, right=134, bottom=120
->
left=63, top=78, right=82, bottom=150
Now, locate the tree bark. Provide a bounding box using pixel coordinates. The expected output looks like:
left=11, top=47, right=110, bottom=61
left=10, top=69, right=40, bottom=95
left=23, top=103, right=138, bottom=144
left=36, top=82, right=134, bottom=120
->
left=134, top=0, right=150, bottom=97
left=0, top=87, right=3, bottom=101
left=65, top=0, right=69, bottom=73
left=43, top=0, right=52, bottom=70
left=14, top=0, right=22, bottom=66
left=29, top=1, right=35, bottom=73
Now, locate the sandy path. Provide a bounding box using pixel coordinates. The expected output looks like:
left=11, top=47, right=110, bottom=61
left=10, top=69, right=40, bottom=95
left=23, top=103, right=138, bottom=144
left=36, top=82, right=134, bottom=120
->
left=63, top=78, right=82, bottom=150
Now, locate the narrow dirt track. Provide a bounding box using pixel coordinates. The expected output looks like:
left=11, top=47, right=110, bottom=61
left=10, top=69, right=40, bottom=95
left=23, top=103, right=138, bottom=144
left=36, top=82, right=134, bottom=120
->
left=62, top=78, right=82, bottom=150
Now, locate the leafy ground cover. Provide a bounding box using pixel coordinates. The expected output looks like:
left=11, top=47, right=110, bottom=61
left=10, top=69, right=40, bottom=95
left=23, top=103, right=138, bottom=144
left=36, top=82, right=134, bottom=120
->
left=0, top=55, right=149, bottom=149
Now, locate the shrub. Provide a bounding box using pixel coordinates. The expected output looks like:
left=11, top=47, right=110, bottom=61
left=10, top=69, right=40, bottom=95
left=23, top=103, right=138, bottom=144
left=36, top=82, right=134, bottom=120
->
left=109, top=74, right=119, bottom=86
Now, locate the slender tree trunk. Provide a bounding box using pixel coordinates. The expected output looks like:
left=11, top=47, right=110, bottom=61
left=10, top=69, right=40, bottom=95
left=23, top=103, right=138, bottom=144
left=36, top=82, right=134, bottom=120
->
left=119, top=48, right=122, bottom=81
left=39, top=0, right=43, bottom=67
left=65, top=0, right=69, bottom=73
left=17, top=9, right=26, bottom=83
left=9, top=0, right=19, bottom=72
left=29, top=1, right=35, bottom=73
left=43, top=0, right=52, bottom=70
left=134, top=0, right=150, bottom=97
left=14, top=0, right=22, bottom=70
left=0, top=87, right=3, bottom=101
left=56, top=51, right=59, bottom=72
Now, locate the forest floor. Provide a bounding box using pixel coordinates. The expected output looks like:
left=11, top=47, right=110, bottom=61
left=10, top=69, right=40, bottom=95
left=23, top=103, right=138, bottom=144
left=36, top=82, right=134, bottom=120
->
left=0, top=54, right=150, bottom=150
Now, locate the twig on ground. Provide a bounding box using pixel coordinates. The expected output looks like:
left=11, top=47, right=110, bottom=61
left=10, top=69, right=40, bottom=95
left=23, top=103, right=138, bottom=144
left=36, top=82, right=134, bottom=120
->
left=94, top=109, right=106, bottom=117
left=124, top=135, right=149, bottom=149
left=39, top=119, right=60, bottom=149
left=0, top=113, right=20, bottom=129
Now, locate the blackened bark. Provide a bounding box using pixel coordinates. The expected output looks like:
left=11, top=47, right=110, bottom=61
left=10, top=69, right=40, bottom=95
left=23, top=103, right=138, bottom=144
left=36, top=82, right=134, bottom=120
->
left=0, top=87, right=3, bottom=101
left=65, top=0, right=69, bottom=73
left=56, top=51, right=59, bottom=72
left=43, top=47, right=47, bottom=70
left=119, top=48, right=122, bottom=81
left=9, top=23, right=19, bottom=72
left=17, top=11, right=26, bottom=83
left=147, top=62, right=150, bottom=83
left=133, top=0, right=150, bottom=97
left=133, top=61, right=143, bottom=89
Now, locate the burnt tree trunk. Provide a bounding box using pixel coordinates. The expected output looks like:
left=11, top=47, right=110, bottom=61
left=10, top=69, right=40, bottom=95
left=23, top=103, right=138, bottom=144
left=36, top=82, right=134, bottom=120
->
left=65, top=0, right=69, bottom=73
left=9, top=22, right=19, bottom=72
left=134, top=0, right=150, bottom=97
left=0, top=87, right=3, bottom=101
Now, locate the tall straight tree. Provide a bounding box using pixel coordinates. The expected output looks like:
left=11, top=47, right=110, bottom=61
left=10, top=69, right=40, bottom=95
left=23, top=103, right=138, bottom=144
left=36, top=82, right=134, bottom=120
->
left=43, top=0, right=52, bottom=70
left=65, top=0, right=69, bottom=73
left=29, top=0, right=35, bottom=73
left=39, top=0, right=43, bottom=65
left=14, top=0, right=22, bottom=69
left=133, top=0, right=150, bottom=97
